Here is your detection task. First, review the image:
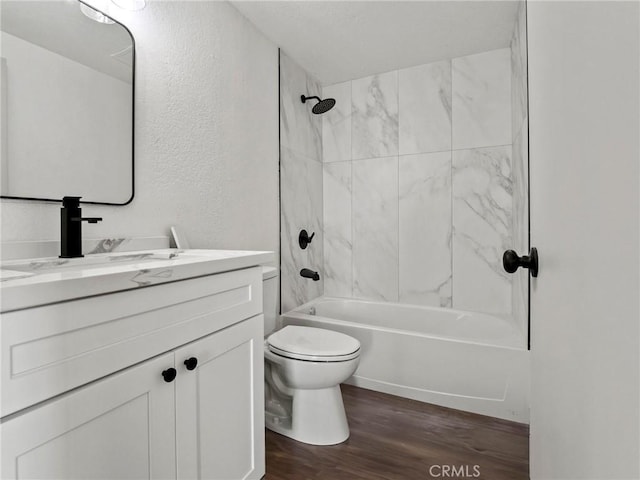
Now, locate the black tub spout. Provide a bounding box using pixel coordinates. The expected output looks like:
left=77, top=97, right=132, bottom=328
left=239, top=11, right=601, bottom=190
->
left=300, top=268, right=320, bottom=281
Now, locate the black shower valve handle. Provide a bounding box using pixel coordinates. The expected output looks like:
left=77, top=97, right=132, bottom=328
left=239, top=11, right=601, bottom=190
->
left=298, top=229, right=315, bottom=249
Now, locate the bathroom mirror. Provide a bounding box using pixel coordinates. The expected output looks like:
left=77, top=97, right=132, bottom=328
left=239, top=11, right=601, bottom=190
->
left=0, top=1, right=134, bottom=205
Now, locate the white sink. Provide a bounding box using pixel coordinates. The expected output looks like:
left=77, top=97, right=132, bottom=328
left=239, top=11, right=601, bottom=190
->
left=0, top=248, right=274, bottom=312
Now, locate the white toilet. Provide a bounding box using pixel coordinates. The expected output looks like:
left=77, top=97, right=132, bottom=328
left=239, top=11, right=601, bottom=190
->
left=261, top=267, right=361, bottom=445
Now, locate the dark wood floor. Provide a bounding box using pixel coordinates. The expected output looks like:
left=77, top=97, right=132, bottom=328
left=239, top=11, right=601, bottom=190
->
left=266, top=384, right=529, bottom=480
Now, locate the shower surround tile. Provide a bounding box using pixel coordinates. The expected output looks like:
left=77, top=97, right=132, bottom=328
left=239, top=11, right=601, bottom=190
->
left=512, top=118, right=529, bottom=337
left=279, top=52, right=324, bottom=313
left=511, top=1, right=528, bottom=138
left=452, top=146, right=512, bottom=314
left=280, top=147, right=323, bottom=313
left=280, top=52, right=322, bottom=161
left=399, top=152, right=452, bottom=307
left=315, top=47, right=521, bottom=319
left=452, top=49, right=511, bottom=150
left=352, top=156, right=398, bottom=301
left=399, top=60, right=452, bottom=155
left=511, top=2, right=530, bottom=339
left=323, top=162, right=352, bottom=297
left=352, top=71, right=398, bottom=160
left=322, top=82, right=351, bottom=163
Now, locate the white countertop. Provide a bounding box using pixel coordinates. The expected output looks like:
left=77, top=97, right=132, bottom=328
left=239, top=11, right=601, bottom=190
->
left=0, top=249, right=275, bottom=312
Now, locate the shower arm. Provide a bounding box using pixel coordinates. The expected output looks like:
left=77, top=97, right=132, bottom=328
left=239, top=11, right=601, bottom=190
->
left=300, top=95, right=321, bottom=103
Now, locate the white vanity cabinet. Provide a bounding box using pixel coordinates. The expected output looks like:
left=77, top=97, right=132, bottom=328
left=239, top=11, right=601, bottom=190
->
left=175, top=315, right=264, bottom=480
left=1, top=352, right=178, bottom=479
left=0, top=260, right=267, bottom=480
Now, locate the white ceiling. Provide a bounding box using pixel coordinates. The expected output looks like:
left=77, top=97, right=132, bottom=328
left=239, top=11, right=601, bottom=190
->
left=232, top=0, right=521, bottom=85
left=1, top=1, right=133, bottom=83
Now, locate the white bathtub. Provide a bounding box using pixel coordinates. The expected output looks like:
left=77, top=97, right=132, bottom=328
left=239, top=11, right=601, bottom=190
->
left=281, top=297, right=529, bottom=423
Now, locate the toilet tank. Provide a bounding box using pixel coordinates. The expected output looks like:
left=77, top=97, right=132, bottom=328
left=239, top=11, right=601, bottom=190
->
left=262, top=266, right=278, bottom=335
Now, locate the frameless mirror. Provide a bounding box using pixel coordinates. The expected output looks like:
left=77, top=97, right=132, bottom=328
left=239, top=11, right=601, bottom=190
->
left=0, top=1, right=134, bottom=205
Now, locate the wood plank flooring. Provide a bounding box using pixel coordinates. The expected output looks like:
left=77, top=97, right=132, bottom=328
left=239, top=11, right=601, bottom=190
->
left=265, top=384, right=529, bottom=480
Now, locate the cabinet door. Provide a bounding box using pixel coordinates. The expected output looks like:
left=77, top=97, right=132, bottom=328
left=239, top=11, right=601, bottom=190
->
left=1, top=353, right=177, bottom=480
left=175, top=316, right=264, bottom=480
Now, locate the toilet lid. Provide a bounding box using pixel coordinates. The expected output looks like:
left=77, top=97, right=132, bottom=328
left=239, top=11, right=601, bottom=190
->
left=267, top=326, right=360, bottom=360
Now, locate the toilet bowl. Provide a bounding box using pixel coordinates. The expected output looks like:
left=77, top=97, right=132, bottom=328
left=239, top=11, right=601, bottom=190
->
left=261, top=267, right=361, bottom=445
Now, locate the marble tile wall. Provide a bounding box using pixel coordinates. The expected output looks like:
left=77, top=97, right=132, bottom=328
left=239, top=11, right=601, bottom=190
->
left=452, top=49, right=512, bottom=150
left=0, top=236, right=170, bottom=261
left=280, top=52, right=324, bottom=312
left=511, top=0, right=530, bottom=336
left=352, top=156, right=398, bottom=301
left=452, top=146, right=512, bottom=314
left=322, top=46, right=522, bottom=318
left=322, top=161, right=352, bottom=297
left=351, top=72, right=399, bottom=159
left=399, top=152, right=452, bottom=307
left=399, top=61, right=452, bottom=155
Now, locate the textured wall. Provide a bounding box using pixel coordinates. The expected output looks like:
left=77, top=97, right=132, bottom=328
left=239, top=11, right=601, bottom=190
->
left=279, top=52, right=323, bottom=312
left=1, top=1, right=279, bottom=259
left=322, top=47, right=520, bottom=322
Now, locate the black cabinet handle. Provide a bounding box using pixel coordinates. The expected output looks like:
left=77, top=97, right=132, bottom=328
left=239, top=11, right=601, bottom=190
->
left=184, top=357, right=198, bottom=371
left=162, top=368, right=177, bottom=383
left=503, top=247, right=539, bottom=277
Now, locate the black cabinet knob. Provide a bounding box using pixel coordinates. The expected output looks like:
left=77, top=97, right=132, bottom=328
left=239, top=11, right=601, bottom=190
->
left=184, top=357, right=198, bottom=371
left=503, top=247, right=539, bottom=277
left=162, top=368, right=177, bottom=383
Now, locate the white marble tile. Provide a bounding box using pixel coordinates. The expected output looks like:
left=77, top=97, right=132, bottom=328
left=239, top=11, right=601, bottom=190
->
left=352, top=71, right=398, bottom=159
left=0, top=237, right=171, bottom=261
left=399, top=60, right=452, bottom=155
left=352, top=156, right=398, bottom=301
left=399, top=152, right=452, bottom=307
left=452, top=49, right=511, bottom=150
left=280, top=147, right=323, bottom=312
left=512, top=120, right=528, bottom=262
left=510, top=2, right=528, bottom=340
left=512, top=257, right=528, bottom=342
left=323, top=162, right=352, bottom=297
left=511, top=119, right=529, bottom=336
left=279, top=52, right=322, bottom=161
left=322, top=82, right=351, bottom=163
left=511, top=1, right=528, bottom=138
left=452, top=146, right=512, bottom=314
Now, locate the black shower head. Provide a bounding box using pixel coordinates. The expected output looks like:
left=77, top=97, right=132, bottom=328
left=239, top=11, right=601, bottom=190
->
left=301, top=95, right=336, bottom=114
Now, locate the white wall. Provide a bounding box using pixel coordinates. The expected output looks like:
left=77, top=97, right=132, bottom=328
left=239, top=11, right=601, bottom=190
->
left=0, top=1, right=279, bottom=258
left=1, top=32, right=131, bottom=203
left=529, top=1, right=639, bottom=478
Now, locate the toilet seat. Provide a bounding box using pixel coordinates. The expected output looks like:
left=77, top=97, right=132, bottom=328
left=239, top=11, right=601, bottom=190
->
left=267, top=326, right=360, bottom=362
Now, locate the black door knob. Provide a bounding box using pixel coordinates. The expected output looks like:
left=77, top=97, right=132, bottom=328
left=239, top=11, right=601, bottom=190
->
left=161, top=368, right=177, bottom=383
left=503, top=247, right=539, bottom=277
left=184, top=357, right=198, bottom=371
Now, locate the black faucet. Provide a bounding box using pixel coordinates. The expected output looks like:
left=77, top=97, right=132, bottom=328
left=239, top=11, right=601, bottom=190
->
left=60, top=196, right=103, bottom=258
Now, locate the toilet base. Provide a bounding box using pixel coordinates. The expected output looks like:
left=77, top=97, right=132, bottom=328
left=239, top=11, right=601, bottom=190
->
left=265, top=385, right=350, bottom=445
